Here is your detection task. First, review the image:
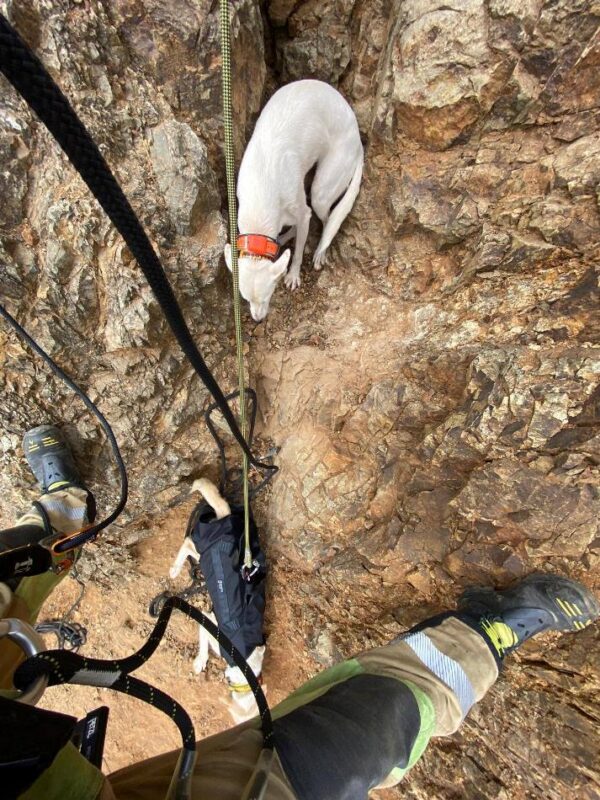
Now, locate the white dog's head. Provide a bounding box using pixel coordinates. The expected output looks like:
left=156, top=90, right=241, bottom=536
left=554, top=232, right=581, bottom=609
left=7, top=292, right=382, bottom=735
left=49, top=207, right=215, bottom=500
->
left=224, top=244, right=291, bottom=321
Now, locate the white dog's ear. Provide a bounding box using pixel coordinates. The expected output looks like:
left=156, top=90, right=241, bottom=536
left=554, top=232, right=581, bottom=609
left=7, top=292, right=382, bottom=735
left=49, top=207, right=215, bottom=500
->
left=224, top=243, right=232, bottom=271
left=271, top=249, right=291, bottom=278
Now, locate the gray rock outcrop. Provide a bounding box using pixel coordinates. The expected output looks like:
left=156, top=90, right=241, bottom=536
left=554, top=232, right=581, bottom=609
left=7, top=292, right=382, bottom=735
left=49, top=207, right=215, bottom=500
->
left=1, top=1, right=598, bottom=796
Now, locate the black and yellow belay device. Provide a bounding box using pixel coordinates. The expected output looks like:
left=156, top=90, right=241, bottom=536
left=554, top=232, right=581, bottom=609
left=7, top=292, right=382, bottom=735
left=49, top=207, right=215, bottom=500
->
left=0, top=4, right=276, bottom=799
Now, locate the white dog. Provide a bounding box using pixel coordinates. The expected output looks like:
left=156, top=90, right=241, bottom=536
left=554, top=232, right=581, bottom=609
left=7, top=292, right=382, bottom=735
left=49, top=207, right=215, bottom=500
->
left=224, top=79, right=364, bottom=321
left=170, top=478, right=266, bottom=724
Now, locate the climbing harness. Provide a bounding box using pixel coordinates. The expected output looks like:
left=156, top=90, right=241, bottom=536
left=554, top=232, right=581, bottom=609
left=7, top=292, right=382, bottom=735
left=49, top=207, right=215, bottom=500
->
left=189, top=499, right=266, bottom=661
left=13, top=596, right=274, bottom=800
left=150, top=502, right=267, bottom=657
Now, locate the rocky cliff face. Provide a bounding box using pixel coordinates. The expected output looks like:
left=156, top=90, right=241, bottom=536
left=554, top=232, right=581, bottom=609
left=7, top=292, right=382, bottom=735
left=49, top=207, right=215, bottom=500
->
left=1, top=1, right=599, bottom=796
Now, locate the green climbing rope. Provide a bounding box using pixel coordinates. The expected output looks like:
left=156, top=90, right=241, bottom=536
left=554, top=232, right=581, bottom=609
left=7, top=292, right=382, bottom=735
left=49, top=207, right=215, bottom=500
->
left=219, top=0, right=251, bottom=570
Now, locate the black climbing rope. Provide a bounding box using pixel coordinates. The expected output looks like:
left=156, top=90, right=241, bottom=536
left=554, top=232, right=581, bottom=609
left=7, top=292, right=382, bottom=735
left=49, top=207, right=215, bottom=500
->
left=148, top=556, right=206, bottom=618
left=205, top=388, right=278, bottom=502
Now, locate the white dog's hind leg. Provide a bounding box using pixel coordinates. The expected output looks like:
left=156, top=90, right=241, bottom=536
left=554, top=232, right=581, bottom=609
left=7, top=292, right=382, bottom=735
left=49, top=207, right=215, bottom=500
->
left=193, top=612, right=219, bottom=673
left=312, top=147, right=363, bottom=270
left=284, top=204, right=311, bottom=290
left=206, top=611, right=220, bottom=656
left=170, top=538, right=197, bottom=579
left=191, top=477, right=231, bottom=519
left=194, top=625, right=210, bottom=674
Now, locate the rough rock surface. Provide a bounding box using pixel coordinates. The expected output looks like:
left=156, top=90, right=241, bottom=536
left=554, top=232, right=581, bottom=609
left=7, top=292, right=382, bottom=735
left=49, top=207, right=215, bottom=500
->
left=1, top=1, right=599, bottom=797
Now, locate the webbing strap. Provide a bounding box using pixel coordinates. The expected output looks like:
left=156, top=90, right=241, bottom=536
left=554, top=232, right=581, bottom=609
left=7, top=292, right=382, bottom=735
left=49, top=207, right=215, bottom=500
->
left=219, top=0, right=251, bottom=569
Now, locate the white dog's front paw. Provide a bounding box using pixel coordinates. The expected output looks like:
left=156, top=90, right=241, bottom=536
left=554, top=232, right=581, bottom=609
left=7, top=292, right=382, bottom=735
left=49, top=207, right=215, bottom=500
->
left=284, top=271, right=301, bottom=290
left=193, top=654, right=208, bottom=674
left=313, top=249, right=327, bottom=271
left=169, top=566, right=181, bottom=580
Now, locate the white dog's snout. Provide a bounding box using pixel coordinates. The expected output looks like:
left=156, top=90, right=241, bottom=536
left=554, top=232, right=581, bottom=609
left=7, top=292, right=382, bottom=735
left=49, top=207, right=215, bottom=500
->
left=251, top=304, right=268, bottom=322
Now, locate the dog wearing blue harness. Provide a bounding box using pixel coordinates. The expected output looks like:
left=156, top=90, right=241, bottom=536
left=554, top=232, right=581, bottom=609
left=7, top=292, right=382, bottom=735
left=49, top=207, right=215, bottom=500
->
left=170, top=479, right=267, bottom=723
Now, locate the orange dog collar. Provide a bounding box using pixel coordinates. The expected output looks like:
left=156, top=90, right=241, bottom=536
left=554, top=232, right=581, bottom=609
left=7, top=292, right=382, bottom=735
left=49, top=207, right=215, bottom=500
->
left=237, top=233, right=280, bottom=261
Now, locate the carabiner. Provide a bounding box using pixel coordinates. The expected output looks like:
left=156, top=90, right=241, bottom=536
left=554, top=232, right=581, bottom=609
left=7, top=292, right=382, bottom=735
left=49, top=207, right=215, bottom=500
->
left=0, top=618, right=48, bottom=704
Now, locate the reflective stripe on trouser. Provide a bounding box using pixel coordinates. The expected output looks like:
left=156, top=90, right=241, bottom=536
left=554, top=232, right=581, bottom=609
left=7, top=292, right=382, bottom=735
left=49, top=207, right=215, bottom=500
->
left=104, top=616, right=498, bottom=800
left=359, top=615, right=499, bottom=737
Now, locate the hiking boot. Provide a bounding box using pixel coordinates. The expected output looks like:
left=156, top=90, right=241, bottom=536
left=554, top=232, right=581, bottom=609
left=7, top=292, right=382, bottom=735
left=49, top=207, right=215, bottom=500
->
left=22, top=424, right=82, bottom=493
left=459, top=573, right=600, bottom=660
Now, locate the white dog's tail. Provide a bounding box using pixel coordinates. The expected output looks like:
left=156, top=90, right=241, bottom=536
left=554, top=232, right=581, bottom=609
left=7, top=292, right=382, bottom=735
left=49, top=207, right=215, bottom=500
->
left=314, top=151, right=364, bottom=267
left=191, top=477, right=231, bottom=520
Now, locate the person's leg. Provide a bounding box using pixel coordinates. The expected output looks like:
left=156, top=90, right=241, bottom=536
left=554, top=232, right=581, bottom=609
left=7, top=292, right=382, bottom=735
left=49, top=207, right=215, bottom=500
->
left=0, top=425, right=93, bottom=687
left=14, top=423, right=91, bottom=537
left=107, top=721, right=297, bottom=800
left=270, top=574, right=599, bottom=799
left=105, top=574, right=598, bottom=800
left=0, top=426, right=106, bottom=800
left=3, top=423, right=91, bottom=541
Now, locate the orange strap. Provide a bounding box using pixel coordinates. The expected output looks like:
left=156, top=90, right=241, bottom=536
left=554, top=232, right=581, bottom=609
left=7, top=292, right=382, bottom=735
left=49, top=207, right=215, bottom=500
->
left=236, top=233, right=280, bottom=261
